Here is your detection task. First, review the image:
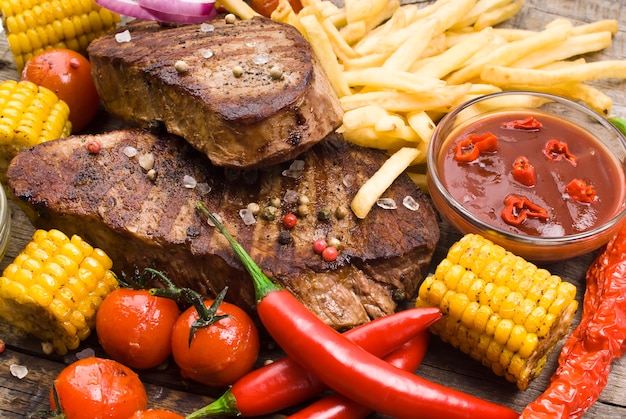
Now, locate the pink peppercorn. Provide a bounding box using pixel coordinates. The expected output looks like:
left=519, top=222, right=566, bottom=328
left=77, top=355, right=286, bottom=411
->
left=86, top=140, right=101, bottom=154
left=322, top=246, right=338, bottom=262
left=283, top=213, right=297, bottom=229
left=313, top=238, right=327, bottom=254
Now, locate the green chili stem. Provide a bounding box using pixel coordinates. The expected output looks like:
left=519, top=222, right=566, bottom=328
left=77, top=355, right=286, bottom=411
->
left=609, top=116, right=626, bottom=137
left=196, top=202, right=281, bottom=302
left=185, top=387, right=238, bottom=419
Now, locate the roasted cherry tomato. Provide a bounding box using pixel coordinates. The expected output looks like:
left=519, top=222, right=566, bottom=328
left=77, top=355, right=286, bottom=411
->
left=96, top=288, right=180, bottom=370
left=171, top=298, right=260, bottom=387
left=249, top=0, right=302, bottom=17
left=22, top=48, right=100, bottom=132
left=51, top=357, right=147, bottom=419
left=127, top=409, right=185, bottom=419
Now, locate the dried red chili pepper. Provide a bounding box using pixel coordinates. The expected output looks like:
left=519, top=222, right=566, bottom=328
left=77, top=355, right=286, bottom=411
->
left=454, top=132, right=498, bottom=162
left=199, top=204, right=520, bottom=419
left=501, top=194, right=549, bottom=226
left=543, top=139, right=577, bottom=166
left=501, top=116, right=543, bottom=131
left=521, top=223, right=626, bottom=418
left=512, top=156, right=536, bottom=186
left=189, top=307, right=441, bottom=417
left=286, top=332, right=430, bottom=419
left=565, top=178, right=597, bottom=203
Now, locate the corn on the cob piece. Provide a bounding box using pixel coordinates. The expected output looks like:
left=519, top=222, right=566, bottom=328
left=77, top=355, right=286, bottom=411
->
left=415, top=233, right=578, bottom=390
left=0, top=229, right=118, bottom=355
left=0, top=79, right=72, bottom=183
left=0, top=0, right=121, bottom=72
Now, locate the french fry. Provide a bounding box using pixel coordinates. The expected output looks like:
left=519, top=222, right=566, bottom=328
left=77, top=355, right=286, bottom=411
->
left=411, top=27, right=496, bottom=79
left=451, top=0, right=515, bottom=30
left=345, top=0, right=388, bottom=24
left=474, top=0, right=525, bottom=30
left=219, top=0, right=260, bottom=20
left=343, top=68, right=446, bottom=93
left=510, top=31, right=613, bottom=69
left=446, top=19, right=572, bottom=84
left=299, top=14, right=352, bottom=97
left=406, top=111, right=436, bottom=143
left=340, top=85, right=472, bottom=113
left=351, top=147, right=421, bottom=219
left=481, top=60, right=626, bottom=87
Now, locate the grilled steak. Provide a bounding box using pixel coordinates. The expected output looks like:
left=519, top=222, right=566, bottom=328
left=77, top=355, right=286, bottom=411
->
left=7, top=129, right=439, bottom=329
left=87, top=17, right=343, bottom=169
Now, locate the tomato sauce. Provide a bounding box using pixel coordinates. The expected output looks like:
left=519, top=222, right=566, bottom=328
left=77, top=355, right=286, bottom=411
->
left=439, top=110, right=626, bottom=237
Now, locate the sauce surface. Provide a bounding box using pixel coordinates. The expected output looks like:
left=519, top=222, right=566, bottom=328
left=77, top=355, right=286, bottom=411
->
left=439, top=110, right=626, bottom=237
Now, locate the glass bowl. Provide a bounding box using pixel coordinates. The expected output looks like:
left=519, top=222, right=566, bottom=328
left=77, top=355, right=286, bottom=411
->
left=0, top=186, right=10, bottom=264
left=427, top=91, right=626, bottom=262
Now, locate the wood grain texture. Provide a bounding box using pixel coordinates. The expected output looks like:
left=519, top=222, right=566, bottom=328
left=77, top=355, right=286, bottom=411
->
left=2, top=0, right=626, bottom=417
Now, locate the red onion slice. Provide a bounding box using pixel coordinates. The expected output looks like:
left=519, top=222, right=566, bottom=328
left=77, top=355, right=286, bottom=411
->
left=96, top=0, right=217, bottom=23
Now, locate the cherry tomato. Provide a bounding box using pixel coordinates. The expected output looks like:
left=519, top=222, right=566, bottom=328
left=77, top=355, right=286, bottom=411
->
left=51, top=357, right=147, bottom=419
left=127, top=409, right=185, bottom=419
left=22, top=48, right=100, bottom=132
left=171, top=299, right=260, bottom=387
left=249, top=0, right=302, bottom=17
left=96, top=288, right=180, bottom=370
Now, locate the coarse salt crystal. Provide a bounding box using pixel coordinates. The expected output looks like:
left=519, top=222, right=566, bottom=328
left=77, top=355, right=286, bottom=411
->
left=239, top=208, right=256, bottom=225
left=282, top=160, right=305, bottom=178
left=206, top=213, right=222, bottom=227
left=253, top=53, right=270, bottom=65
left=138, top=153, right=155, bottom=171
left=376, top=198, right=397, bottom=210
left=283, top=189, right=299, bottom=203
left=403, top=196, right=420, bottom=211
left=10, top=364, right=28, bottom=379
left=183, top=175, right=197, bottom=189
left=196, top=183, right=212, bottom=195
left=342, top=174, right=355, bottom=188
left=200, top=49, right=214, bottom=59
left=200, top=23, right=214, bottom=32
left=122, top=146, right=137, bottom=158
left=115, top=30, right=131, bottom=43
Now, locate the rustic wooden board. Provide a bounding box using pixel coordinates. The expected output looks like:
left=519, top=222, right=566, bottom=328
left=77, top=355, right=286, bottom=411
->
left=2, top=0, right=626, bottom=417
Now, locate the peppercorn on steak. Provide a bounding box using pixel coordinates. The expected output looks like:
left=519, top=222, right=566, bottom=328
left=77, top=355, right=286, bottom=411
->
left=86, top=17, right=344, bottom=169
left=7, top=129, right=439, bottom=330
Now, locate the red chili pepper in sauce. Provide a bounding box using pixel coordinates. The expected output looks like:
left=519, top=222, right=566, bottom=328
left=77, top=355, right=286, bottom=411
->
left=565, top=178, right=597, bottom=204
left=521, top=224, right=626, bottom=419
left=198, top=204, right=520, bottom=419
left=512, top=156, right=536, bottom=186
left=285, top=332, right=430, bottom=419
left=189, top=307, right=441, bottom=418
left=454, top=132, right=498, bottom=162
left=501, top=116, right=543, bottom=131
left=543, top=139, right=577, bottom=166
left=501, top=194, right=549, bottom=226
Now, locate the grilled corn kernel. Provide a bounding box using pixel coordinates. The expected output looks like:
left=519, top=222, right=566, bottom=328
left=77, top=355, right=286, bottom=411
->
left=416, top=233, right=578, bottom=390
left=1, top=0, right=121, bottom=72
left=0, top=80, right=72, bottom=183
left=0, top=229, right=118, bottom=355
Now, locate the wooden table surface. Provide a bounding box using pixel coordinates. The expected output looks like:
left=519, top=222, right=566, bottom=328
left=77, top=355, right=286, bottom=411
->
left=2, top=0, right=626, bottom=418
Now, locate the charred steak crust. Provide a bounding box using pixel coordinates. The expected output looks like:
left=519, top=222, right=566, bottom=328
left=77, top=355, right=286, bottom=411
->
left=7, top=129, right=440, bottom=329
left=87, top=17, right=344, bottom=169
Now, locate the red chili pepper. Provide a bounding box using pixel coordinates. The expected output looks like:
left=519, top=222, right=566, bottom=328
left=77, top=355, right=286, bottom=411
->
left=501, top=116, right=543, bottom=131
left=565, top=178, right=597, bottom=204
left=454, top=132, right=498, bottom=162
left=188, top=306, right=441, bottom=418
left=501, top=194, right=549, bottom=226
left=198, top=203, right=519, bottom=419
left=286, top=332, right=430, bottom=419
left=543, top=139, right=577, bottom=166
left=512, top=156, right=536, bottom=186
left=521, top=223, right=626, bottom=418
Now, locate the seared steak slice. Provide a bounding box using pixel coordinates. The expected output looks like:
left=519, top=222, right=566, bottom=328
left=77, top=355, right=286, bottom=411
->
left=7, top=130, right=439, bottom=329
left=87, top=17, right=343, bottom=169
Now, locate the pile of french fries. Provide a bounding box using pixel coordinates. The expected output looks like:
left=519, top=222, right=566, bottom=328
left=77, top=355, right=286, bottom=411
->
left=268, top=0, right=626, bottom=218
